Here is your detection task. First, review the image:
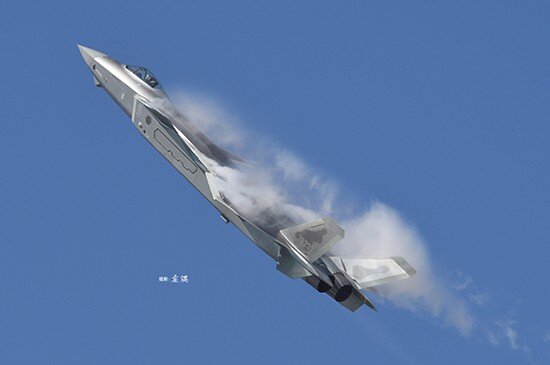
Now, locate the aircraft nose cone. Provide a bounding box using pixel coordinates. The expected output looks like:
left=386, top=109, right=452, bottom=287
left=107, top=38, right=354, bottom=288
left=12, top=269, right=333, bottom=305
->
left=77, top=44, right=107, bottom=68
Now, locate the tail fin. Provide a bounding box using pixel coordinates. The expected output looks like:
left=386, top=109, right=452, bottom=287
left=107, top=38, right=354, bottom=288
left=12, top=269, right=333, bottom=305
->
left=279, top=217, right=344, bottom=262
left=329, top=256, right=416, bottom=289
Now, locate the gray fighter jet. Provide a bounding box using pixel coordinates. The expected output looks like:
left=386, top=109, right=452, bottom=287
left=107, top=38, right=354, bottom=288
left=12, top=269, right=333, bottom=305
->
left=78, top=45, right=416, bottom=311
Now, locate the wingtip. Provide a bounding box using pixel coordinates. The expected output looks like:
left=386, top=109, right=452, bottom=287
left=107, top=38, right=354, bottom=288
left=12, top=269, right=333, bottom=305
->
left=391, top=256, right=417, bottom=277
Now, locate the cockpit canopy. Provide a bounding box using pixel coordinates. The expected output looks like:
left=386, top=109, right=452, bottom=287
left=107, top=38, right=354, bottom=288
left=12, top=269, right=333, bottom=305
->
left=125, top=65, right=161, bottom=89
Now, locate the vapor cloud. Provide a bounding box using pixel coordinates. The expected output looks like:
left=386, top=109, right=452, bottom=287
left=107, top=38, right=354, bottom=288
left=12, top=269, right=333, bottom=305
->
left=172, top=90, right=338, bottom=223
left=332, top=204, right=475, bottom=335
left=488, top=320, right=531, bottom=355
left=452, top=271, right=474, bottom=291
left=167, top=88, right=531, bottom=344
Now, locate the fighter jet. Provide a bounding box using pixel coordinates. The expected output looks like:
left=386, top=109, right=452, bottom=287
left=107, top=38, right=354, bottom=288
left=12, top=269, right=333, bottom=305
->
left=78, top=45, right=416, bottom=311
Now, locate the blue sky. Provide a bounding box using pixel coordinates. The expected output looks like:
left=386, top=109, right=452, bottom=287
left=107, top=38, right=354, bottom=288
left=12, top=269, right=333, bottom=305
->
left=1, top=1, right=549, bottom=364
